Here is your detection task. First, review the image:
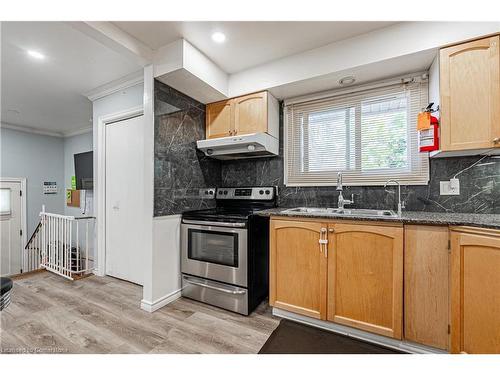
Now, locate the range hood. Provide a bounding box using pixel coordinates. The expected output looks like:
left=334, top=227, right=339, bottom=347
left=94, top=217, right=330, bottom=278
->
left=197, top=133, right=279, bottom=160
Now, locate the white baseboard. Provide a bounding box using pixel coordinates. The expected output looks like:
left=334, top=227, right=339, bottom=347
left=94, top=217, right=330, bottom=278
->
left=141, top=289, right=182, bottom=313
left=273, top=307, right=447, bottom=354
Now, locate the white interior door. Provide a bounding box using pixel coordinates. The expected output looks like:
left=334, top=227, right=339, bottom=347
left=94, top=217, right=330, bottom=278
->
left=0, top=181, right=22, bottom=276
left=105, top=115, right=145, bottom=285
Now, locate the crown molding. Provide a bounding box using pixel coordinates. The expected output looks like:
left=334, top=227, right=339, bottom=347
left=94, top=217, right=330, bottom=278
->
left=1, top=122, right=64, bottom=137
left=1, top=122, right=92, bottom=138
left=84, top=70, right=144, bottom=101
left=62, top=126, right=93, bottom=138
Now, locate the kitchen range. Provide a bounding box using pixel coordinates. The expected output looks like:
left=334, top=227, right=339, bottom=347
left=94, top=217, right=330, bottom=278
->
left=180, top=187, right=277, bottom=315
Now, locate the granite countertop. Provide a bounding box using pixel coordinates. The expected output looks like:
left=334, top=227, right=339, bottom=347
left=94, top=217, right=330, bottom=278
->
left=256, top=207, right=500, bottom=230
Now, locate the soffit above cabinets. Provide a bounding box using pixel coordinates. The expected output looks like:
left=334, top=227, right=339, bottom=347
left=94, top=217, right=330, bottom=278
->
left=113, top=21, right=398, bottom=74
left=149, top=22, right=500, bottom=103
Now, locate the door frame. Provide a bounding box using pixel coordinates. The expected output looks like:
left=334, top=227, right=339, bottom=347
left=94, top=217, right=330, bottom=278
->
left=0, top=177, right=27, bottom=273
left=95, top=106, right=144, bottom=277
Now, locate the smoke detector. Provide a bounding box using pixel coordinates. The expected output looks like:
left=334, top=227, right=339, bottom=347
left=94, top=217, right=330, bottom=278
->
left=339, top=76, right=356, bottom=86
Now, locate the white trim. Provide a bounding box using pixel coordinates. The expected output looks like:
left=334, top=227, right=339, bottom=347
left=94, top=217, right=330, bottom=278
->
left=1, top=122, right=92, bottom=138
left=283, top=71, right=428, bottom=106
left=84, top=70, right=144, bottom=101
left=273, top=307, right=447, bottom=354
left=1, top=122, right=64, bottom=138
left=63, top=127, right=93, bottom=138
left=95, top=105, right=144, bottom=277
left=0, top=177, right=27, bottom=273
left=140, top=289, right=182, bottom=313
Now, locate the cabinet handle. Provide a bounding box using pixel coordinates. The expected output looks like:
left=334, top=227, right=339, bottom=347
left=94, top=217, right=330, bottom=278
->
left=319, top=228, right=328, bottom=257
left=318, top=228, right=328, bottom=253
left=493, top=137, right=500, bottom=144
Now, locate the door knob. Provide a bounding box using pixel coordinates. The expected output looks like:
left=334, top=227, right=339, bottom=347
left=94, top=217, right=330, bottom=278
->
left=493, top=137, right=500, bottom=144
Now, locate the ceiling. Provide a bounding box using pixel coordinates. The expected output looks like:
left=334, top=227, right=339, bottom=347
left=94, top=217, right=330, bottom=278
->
left=1, top=22, right=141, bottom=134
left=113, top=21, right=397, bottom=74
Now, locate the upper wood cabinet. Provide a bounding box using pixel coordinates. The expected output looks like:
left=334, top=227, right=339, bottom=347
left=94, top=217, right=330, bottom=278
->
left=440, top=35, right=500, bottom=151
left=233, top=92, right=268, bottom=136
left=327, top=222, right=404, bottom=339
left=450, top=227, right=500, bottom=354
left=269, top=219, right=328, bottom=320
left=205, top=91, right=279, bottom=139
left=205, top=99, right=233, bottom=139
left=404, top=225, right=450, bottom=350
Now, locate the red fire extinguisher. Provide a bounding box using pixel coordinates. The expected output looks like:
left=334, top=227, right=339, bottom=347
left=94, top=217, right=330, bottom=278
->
left=419, top=103, right=439, bottom=152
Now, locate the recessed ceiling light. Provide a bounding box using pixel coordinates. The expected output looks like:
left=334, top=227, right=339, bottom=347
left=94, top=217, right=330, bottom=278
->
left=27, top=50, right=45, bottom=60
left=211, top=32, right=226, bottom=44
left=339, top=76, right=356, bottom=86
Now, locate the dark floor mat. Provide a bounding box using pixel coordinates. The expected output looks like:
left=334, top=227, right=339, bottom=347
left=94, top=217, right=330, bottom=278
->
left=259, top=319, right=403, bottom=354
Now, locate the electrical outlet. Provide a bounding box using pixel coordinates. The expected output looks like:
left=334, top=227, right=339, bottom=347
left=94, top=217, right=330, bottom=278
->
left=440, top=178, right=460, bottom=195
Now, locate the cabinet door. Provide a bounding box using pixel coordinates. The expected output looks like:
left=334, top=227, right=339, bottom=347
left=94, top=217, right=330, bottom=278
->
left=327, top=223, right=403, bottom=338
left=233, top=91, right=268, bottom=136
left=206, top=99, right=233, bottom=139
left=440, top=35, right=500, bottom=151
left=404, top=225, right=450, bottom=350
left=450, top=228, right=500, bottom=354
left=270, top=219, right=328, bottom=320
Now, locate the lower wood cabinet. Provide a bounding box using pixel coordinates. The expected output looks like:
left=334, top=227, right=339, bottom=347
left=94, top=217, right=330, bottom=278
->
left=404, top=225, right=450, bottom=350
left=270, top=218, right=403, bottom=338
left=270, top=218, right=500, bottom=352
left=269, top=219, right=328, bottom=320
left=327, top=222, right=404, bottom=339
left=450, top=227, right=500, bottom=354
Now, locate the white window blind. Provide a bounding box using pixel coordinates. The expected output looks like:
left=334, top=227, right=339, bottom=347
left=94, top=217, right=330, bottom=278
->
left=284, top=78, right=429, bottom=186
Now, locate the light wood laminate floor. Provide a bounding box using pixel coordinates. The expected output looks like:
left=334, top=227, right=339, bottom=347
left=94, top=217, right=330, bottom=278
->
left=0, top=272, right=280, bottom=354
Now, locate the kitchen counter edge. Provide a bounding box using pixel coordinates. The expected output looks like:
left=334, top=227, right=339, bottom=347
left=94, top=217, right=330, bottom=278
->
left=256, top=208, right=500, bottom=230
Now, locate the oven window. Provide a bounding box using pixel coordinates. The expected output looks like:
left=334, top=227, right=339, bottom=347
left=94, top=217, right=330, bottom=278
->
left=188, top=229, right=239, bottom=267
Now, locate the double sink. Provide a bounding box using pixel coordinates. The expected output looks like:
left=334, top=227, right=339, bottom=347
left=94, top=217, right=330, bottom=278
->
left=282, top=207, right=399, bottom=218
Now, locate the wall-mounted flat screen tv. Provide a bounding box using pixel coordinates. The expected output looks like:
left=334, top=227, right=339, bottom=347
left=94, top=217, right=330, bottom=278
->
left=74, top=151, right=93, bottom=190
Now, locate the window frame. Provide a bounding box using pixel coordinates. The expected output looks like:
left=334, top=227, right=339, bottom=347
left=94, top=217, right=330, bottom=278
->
left=284, top=75, right=430, bottom=187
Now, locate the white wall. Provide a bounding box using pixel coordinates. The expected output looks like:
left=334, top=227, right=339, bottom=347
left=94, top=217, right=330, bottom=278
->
left=228, top=22, right=500, bottom=97
left=91, top=82, right=144, bottom=275
left=428, top=54, right=440, bottom=115
left=0, top=126, right=64, bottom=235
left=141, top=215, right=182, bottom=312
left=63, top=131, right=93, bottom=216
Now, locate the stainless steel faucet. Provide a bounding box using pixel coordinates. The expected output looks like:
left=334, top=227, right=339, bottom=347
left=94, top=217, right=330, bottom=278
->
left=384, top=179, right=404, bottom=216
left=336, top=172, right=354, bottom=212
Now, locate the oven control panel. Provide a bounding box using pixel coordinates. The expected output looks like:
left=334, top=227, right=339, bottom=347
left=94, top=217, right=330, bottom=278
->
left=216, top=187, right=275, bottom=200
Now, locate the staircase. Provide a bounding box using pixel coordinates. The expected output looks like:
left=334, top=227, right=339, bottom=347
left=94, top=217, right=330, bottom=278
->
left=24, top=207, right=95, bottom=280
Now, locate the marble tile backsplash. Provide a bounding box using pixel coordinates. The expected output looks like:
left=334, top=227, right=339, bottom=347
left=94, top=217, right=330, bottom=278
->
left=154, top=82, right=499, bottom=215
left=220, top=108, right=500, bottom=214
left=221, top=155, right=499, bottom=214
left=154, top=80, right=221, bottom=216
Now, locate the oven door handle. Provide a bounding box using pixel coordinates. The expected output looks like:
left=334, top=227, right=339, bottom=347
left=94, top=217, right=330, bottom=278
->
left=183, top=277, right=247, bottom=295
left=182, top=219, right=246, bottom=228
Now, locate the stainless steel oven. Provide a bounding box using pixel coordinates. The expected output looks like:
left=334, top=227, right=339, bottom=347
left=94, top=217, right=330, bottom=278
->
left=180, top=186, right=276, bottom=315
left=181, top=220, right=248, bottom=287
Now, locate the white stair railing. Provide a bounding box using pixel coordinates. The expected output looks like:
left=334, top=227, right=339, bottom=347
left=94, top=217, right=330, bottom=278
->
left=25, top=206, right=95, bottom=280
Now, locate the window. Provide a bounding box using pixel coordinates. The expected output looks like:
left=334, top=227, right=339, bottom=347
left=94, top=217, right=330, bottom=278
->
left=285, top=77, right=429, bottom=186
left=0, top=188, right=11, bottom=216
